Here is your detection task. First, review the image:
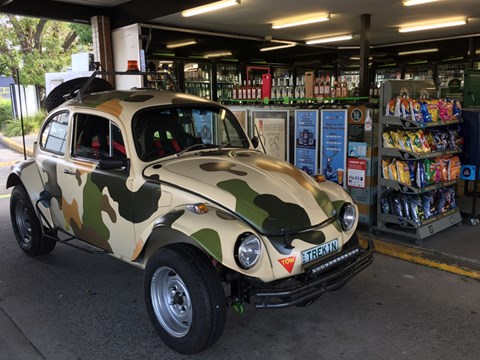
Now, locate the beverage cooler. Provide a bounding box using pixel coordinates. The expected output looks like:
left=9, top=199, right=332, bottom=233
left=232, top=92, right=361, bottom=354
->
left=216, top=63, right=241, bottom=102
left=375, top=67, right=402, bottom=87
left=145, top=60, right=182, bottom=91
left=184, top=62, right=212, bottom=100
left=403, top=64, right=434, bottom=80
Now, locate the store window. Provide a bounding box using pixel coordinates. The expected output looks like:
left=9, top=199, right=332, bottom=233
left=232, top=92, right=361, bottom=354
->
left=40, top=111, right=69, bottom=155
left=73, top=113, right=126, bottom=161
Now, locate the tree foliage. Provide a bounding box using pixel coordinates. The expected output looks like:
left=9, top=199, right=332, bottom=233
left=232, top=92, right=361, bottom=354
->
left=0, top=15, right=92, bottom=86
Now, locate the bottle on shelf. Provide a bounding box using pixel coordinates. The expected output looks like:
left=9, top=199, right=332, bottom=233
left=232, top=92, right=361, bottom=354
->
left=242, top=80, right=247, bottom=100
left=256, top=79, right=262, bottom=100
left=246, top=80, right=252, bottom=100
left=364, top=108, right=372, bottom=131
left=324, top=74, right=331, bottom=97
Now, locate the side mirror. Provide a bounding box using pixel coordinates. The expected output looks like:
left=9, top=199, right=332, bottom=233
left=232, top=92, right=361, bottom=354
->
left=251, top=136, right=259, bottom=149
left=98, top=157, right=130, bottom=171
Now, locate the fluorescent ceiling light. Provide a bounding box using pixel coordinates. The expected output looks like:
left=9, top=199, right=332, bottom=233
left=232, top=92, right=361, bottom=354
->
left=399, top=19, right=467, bottom=33
left=403, top=0, right=440, bottom=6
left=166, top=40, right=197, bottom=49
left=398, top=48, right=439, bottom=55
left=350, top=56, right=373, bottom=60
left=204, top=51, right=233, bottom=58
left=182, top=0, right=240, bottom=17
left=260, top=42, right=296, bottom=52
left=306, top=34, right=353, bottom=45
left=272, top=13, right=330, bottom=29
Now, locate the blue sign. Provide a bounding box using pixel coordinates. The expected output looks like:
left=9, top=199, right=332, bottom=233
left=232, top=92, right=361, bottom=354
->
left=320, top=109, right=348, bottom=186
left=460, top=165, right=477, bottom=180
left=294, top=110, right=318, bottom=176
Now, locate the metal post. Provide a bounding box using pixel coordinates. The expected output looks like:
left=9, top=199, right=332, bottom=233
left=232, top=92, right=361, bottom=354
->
left=16, top=68, right=27, bottom=160
left=359, top=14, right=371, bottom=97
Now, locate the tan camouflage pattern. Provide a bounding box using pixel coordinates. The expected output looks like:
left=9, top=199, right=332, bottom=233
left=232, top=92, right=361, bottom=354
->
left=8, top=90, right=358, bottom=282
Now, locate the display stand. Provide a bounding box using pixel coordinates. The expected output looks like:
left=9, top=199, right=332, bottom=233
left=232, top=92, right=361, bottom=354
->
left=376, top=80, right=462, bottom=244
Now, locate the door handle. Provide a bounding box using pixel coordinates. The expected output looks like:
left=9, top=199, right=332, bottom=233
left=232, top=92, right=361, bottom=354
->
left=63, top=169, right=75, bottom=175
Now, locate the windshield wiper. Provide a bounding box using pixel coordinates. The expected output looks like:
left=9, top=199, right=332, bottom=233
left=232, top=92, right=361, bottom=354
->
left=176, top=143, right=214, bottom=157
left=216, top=141, right=234, bottom=151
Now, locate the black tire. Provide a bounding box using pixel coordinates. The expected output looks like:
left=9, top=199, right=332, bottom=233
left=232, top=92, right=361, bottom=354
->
left=10, top=186, right=56, bottom=256
left=144, top=244, right=226, bottom=354
left=45, top=77, right=113, bottom=112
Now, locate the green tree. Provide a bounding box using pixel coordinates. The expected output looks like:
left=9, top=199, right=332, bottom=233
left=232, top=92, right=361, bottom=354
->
left=0, top=15, right=92, bottom=86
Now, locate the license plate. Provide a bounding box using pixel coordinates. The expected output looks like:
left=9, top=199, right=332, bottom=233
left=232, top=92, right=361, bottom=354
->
left=301, top=239, right=339, bottom=265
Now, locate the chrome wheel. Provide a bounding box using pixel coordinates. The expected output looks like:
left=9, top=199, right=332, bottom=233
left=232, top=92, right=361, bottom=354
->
left=15, top=200, right=33, bottom=248
left=150, top=266, right=192, bottom=337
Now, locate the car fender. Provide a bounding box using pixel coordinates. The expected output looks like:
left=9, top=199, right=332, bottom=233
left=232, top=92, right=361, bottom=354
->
left=7, top=160, right=54, bottom=227
left=136, top=205, right=274, bottom=281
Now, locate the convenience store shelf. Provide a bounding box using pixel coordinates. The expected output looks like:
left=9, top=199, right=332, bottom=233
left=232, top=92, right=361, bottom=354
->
left=379, top=178, right=458, bottom=194
left=376, top=208, right=462, bottom=242
left=381, top=147, right=461, bottom=160
left=381, top=115, right=462, bottom=129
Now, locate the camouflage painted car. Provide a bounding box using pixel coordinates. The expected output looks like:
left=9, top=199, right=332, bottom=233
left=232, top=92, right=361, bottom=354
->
left=7, top=81, right=374, bottom=354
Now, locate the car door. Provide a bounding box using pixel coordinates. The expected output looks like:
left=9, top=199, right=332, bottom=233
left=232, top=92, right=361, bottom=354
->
left=56, top=112, right=135, bottom=255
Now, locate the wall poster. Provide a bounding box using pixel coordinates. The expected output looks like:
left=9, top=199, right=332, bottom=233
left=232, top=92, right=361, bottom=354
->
left=252, top=110, right=289, bottom=161
left=320, top=109, right=348, bottom=187
left=294, top=110, right=319, bottom=175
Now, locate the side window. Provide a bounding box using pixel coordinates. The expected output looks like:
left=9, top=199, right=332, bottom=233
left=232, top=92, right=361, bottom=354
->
left=73, top=114, right=126, bottom=161
left=40, top=112, right=69, bottom=154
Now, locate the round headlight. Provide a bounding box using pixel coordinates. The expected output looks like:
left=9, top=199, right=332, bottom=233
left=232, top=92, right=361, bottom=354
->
left=235, top=234, right=262, bottom=269
left=340, top=203, right=356, bottom=231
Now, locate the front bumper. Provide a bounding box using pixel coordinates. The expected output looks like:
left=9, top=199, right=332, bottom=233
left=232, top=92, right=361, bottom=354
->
left=254, top=237, right=375, bottom=309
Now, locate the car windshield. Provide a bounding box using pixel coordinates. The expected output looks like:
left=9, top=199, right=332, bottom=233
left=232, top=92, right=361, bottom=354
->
left=133, top=105, right=250, bottom=162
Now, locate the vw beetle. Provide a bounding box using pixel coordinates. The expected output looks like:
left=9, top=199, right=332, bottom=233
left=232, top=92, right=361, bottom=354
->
left=7, top=76, right=374, bottom=354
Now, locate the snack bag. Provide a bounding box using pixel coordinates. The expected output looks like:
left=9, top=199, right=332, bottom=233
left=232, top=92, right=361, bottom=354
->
left=396, top=160, right=411, bottom=185
left=453, top=100, right=462, bottom=119
left=401, top=196, right=411, bottom=220
left=448, top=125, right=464, bottom=150
left=424, top=158, right=435, bottom=185
left=436, top=189, right=447, bottom=214
left=407, top=161, right=417, bottom=184
left=409, top=100, right=423, bottom=122
left=433, top=130, right=448, bottom=151
left=393, top=196, right=404, bottom=218
left=407, top=132, right=423, bottom=153
left=382, top=132, right=395, bottom=148
left=386, top=98, right=396, bottom=116
left=427, top=99, right=439, bottom=121
left=380, top=192, right=391, bottom=214
left=409, top=196, right=425, bottom=223
left=388, top=159, right=398, bottom=181
left=416, top=130, right=431, bottom=153
left=390, top=131, right=402, bottom=149
left=425, top=130, right=437, bottom=151
left=448, top=156, right=461, bottom=180
left=394, top=97, right=402, bottom=117
left=434, top=157, right=443, bottom=183
left=398, top=132, right=412, bottom=152
left=421, top=193, right=434, bottom=219
left=416, top=161, right=426, bottom=188
left=438, top=99, right=453, bottom=121
left=437, top=156, right=449, bottom=182
left=382, top=159, right=390, bottom=179
left=445, top=187, right=457, bottom=209
left=401, top=98, right=411, bottom=119
left=420, top=101, right=432, bottom=122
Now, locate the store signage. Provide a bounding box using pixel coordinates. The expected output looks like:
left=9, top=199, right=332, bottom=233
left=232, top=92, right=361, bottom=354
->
left=347, top=105, right=365, bottom=142
left=348, top=141, right=367, bottom=158
left=460, top=165, right=477, bottom=181
left=347, top=158, right=367, bottom=188
left=294, top=110, right=319, bottom=176
left=320, top=109, right=348, bottom=187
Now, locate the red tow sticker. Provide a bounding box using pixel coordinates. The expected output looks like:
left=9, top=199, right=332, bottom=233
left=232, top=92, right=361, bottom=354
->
left=278, top=256, right=296, bottom=273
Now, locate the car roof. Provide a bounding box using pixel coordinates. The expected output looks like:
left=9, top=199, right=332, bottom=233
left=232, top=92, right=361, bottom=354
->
left=63, top=89, right=217, bottom=124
